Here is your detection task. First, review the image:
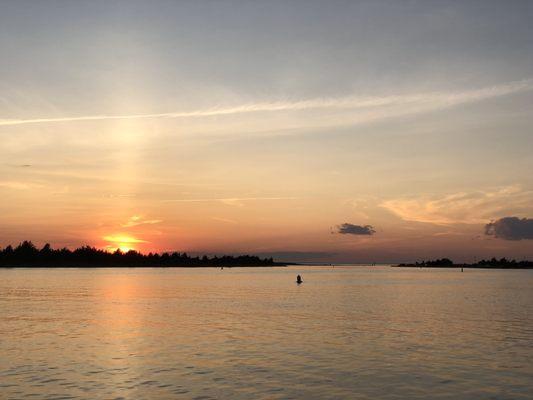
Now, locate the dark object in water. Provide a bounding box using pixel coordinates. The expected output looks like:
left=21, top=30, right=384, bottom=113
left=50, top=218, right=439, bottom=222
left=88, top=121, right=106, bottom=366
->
left=296, top=275, right=303, bottom=284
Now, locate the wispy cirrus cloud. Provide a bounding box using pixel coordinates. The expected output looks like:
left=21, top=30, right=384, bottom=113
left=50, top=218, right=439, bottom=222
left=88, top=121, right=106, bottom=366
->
left=381, top=186, right=533, bottom=225
left=211, top=217, right=239, bottom=224
left=121, top=215, right=162, bottom=228
left=0, top=180, right=43, bottom=190
left=1, top=79, right=531, bottom=127
left=102, top=235, right=148, bottom=244
left=163, top=197, right=297, bottom=206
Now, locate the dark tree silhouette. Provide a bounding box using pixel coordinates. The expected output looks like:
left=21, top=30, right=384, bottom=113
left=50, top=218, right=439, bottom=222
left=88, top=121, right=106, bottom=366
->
left=0, top=241, right=283, bottom=268
left=397, top=257, right=532, bottom=269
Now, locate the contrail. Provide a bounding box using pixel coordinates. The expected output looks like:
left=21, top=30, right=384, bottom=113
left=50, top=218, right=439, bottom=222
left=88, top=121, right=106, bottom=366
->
left=1, top=79, right=531, bottom=127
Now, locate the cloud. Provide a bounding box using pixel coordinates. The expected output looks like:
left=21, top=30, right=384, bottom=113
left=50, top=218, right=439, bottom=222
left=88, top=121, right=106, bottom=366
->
left=381, top=186, right=533, bottom=225
left=211, top=217, right=238, bottom=224
left=121, top=215, right=162, bottom=228
left=103, top=235, right=148, bottom=244
left=0, top=181, right=43, bottom=190
left=485, top=217, right=533, bottom=240
left=1, top=79, right=531, bottom=127
left=163, top=197, right=297, bottom=206
left=337, top=223, right=376, bottom=235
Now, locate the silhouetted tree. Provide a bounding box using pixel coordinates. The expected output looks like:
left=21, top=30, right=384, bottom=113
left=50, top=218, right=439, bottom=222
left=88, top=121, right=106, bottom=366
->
left=0, top=241, right=280, bottom=268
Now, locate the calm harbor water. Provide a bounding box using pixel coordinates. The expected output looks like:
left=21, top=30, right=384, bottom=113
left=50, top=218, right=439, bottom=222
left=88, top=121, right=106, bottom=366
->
left=1, top=266, right=532, bottom=399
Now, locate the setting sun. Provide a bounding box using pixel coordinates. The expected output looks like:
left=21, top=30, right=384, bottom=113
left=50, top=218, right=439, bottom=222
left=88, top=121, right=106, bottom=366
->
left=103, top=235, right=147, bottom=253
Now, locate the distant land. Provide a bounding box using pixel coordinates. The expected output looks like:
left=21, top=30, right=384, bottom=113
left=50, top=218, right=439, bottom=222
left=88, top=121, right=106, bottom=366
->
left=0, top=241, right=285, bottom=268
left=395, top=258, right=533, bottom=269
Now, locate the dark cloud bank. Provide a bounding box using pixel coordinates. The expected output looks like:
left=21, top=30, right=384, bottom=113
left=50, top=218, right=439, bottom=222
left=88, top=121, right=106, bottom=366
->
left=337, top=223, right=375, bottom=235
left=485, top=217, right=533, bottom=240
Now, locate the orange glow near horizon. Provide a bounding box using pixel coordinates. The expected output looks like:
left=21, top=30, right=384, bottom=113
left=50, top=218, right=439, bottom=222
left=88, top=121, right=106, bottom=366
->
left=103, top=234, right=147, bottom=253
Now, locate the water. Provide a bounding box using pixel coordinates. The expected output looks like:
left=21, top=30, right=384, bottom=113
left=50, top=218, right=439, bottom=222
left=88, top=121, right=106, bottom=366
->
left=1, top=266, right=532, bottom=400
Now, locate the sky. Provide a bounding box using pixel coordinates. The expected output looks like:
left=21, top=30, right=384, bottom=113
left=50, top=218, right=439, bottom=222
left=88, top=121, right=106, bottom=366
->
left=1, top=0, right=532, bottom=263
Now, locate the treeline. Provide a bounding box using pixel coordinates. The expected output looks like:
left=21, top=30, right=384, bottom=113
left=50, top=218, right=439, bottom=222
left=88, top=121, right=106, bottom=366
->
left=415, top=258, right=454, bottom=267
left=397, top=257, right=533, bottom=269
left=0, top=241, right=280, bottom=268
left=474, top=258, right=533, bottom=268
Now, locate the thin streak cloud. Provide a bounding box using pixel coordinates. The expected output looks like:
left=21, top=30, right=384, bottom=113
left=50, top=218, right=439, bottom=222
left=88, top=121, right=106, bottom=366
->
left=121, top=215, right=163, bottom=228
left=0, top=79, right=531, bottom=127
left=163, top=197, right=297, bottom=203
left=381, top=186, right=533, bottom=225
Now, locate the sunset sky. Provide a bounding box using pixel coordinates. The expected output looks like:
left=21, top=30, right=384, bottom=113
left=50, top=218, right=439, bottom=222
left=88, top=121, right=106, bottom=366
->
left=1, top=1, right=532, bottom=262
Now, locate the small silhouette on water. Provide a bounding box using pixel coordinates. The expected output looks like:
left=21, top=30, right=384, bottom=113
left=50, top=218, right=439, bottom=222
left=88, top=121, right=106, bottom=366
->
left=296, top=275, right=303, bottom=284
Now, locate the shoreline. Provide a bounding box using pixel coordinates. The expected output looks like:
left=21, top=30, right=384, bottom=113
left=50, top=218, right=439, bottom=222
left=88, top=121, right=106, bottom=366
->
left=0, top=263, right=289, bottom=269
left=393, top=264, right=533, bottom=270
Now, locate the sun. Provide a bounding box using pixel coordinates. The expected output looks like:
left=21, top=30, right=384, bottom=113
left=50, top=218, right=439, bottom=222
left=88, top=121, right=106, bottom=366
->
left=116, top=244, right=133, bottom=252
left=103, top=234, right=147, bottom=253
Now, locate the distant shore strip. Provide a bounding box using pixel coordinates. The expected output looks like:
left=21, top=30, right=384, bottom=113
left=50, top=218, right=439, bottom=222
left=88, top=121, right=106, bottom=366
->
left=394, top=258, right=533, bottom=269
